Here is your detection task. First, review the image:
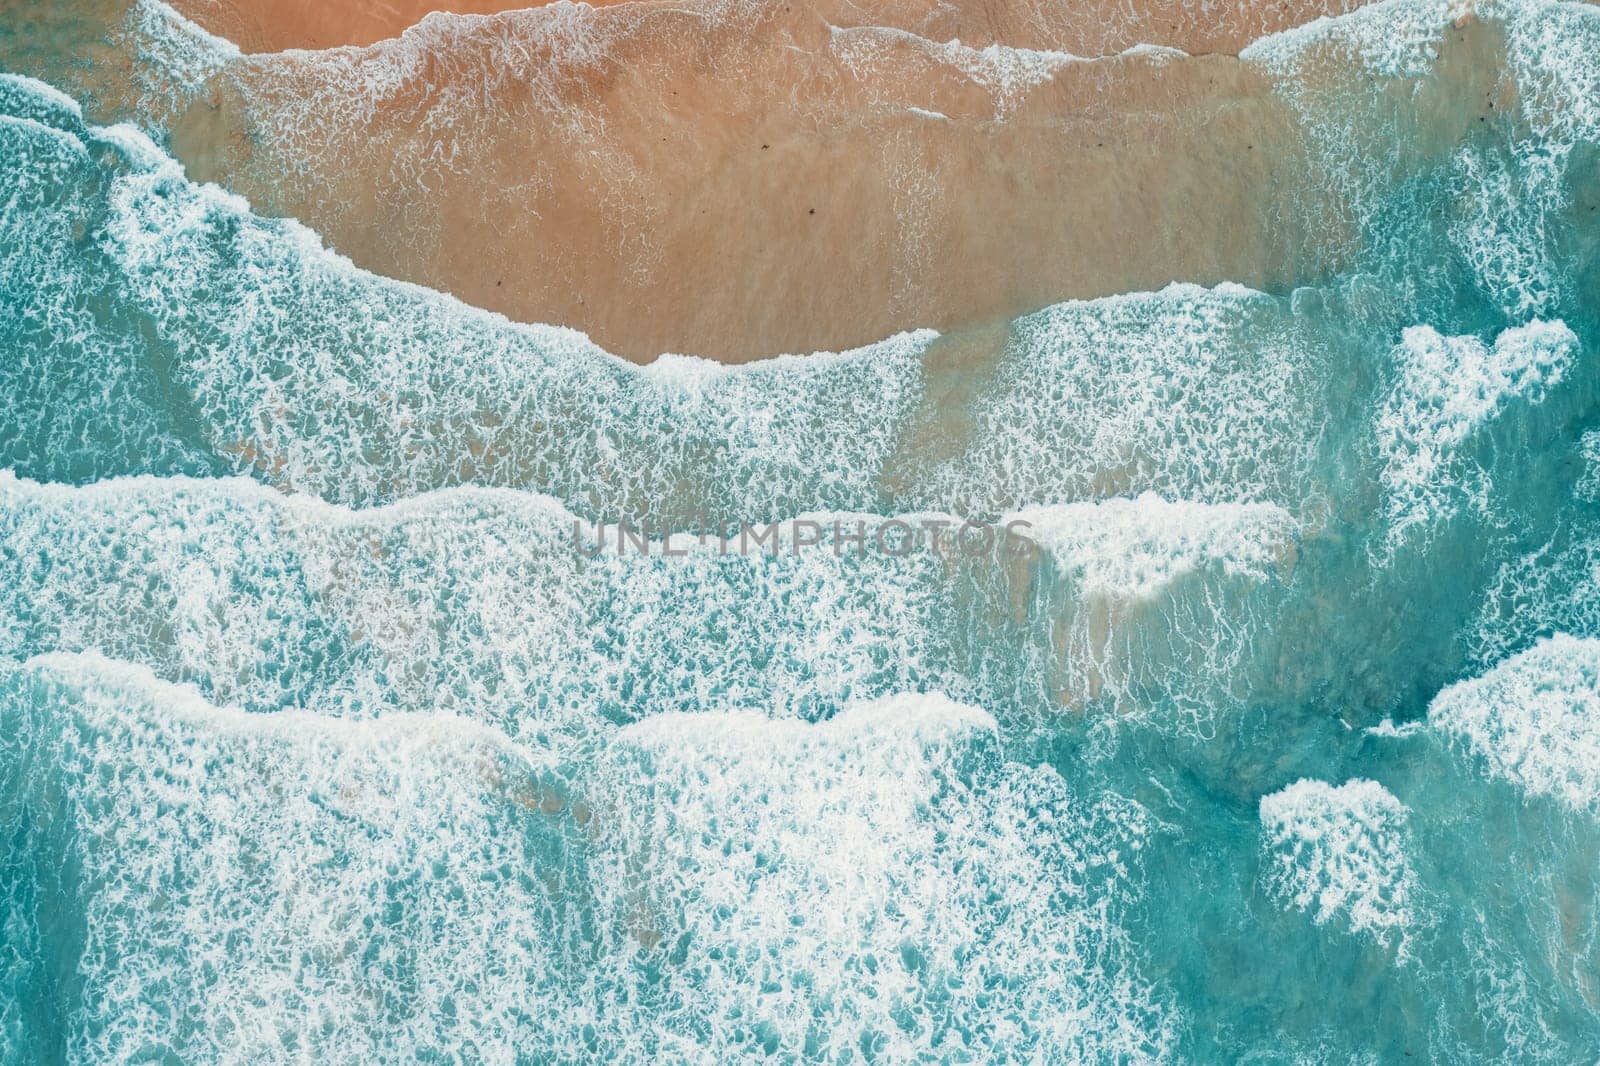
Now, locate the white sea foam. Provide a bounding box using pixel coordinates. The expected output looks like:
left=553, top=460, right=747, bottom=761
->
left=1008, top=494, right=1299, bottom=720
left=591, top=693, right=1177, bottom=1060
left=1243, top=0, right=1600, bottom=323
left=1, top=78, right=1383, bottom=529
left=0, top=79, right=934, bottom=518
left=1, top=651, right=586, bottom=1064
left=1016, top=494, right=1299, bottom=601
left=1574, top=429, right=1600, bottom=503
left=1, top=654, right=1176, bottom=1062
left=1429, top=634, right=1600, bottom=813
left=1504, top=0, right=1600, bottom=146
left=124, top=0, right=239, bottom=130
left=1364, top=717, right=1426, bottom=738
left=1241, top=0, right=1453, bottom=80
left=0, top=472, right=997, bottom=750
left=1259, top=778, right=1422, bottom=955
left=0, top=73, right=83, bottom=129
left=1375, top=320, right=1580, bottom=556
left=828, top=26, right=1087, bottom=117
left=0, top=471, right=1322, bottom=745
left=912, top=283, right=1345, bottom=516
left=1467, top=422, right=1600, bottom=664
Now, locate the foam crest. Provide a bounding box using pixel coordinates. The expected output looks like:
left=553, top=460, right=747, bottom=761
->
left=1010, top=494, right=1300, bottom=720
left=1428, top=634, right=1600, bottom=812
left=1, top=653, right=1178, bottom=1061
left=1, top=80, right=1399, bottom=528
left=828, top=27, right=1085, bottom=117
left=0, top=651, right=589, bottom=1064
left=1504, top=0, right=1600, bottom=146
left=0, top=474, right=1008, bottom=749
left=126, top=0, right=238, bottom=129
left=1375, top=320, right=1582, bottom=556
left=1259, top=778, right=1422, bottom=955
left=1019, top=495, right=1300, bottom=599
left=0, top=97, right=222, bottom=486
left=1241, top=0, right=1453, bottom=82
left=589, top=694, right=1177, bottom=1060
left=0, top=74, right=85, bottom=131
left=0, top=76, right=931, bottom=519
left=908, top=284, right=1354, bottom=516
left=1, top=472, right=1336, bottom=749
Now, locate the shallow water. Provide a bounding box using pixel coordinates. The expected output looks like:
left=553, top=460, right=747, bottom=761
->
left=4, top=0, right=1600, bottom=1062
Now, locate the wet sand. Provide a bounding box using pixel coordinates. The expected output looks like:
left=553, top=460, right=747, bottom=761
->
left=170, top=0, right=627, bottom=52
left=8, top=0, right=1487, bottom=364
left=169, top=0, right=1370, bottom=58
left=153, top=0, right=1403, bottom=362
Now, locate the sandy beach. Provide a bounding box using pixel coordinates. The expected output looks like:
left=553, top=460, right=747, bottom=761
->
left=170, top=0, right=1370, bottom=57
left=144, top=0, right=1421, bottom=362
left=8, top=0, right=1506, bottom=366
left=0, top=0, right=1511, bottom=364
left=170, top=0, right=626, bottom=52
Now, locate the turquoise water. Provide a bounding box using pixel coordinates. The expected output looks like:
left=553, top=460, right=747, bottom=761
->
left=5, top=0, right=1600, bottom=1061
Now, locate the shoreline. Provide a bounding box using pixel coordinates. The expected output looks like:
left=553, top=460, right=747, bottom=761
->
left=150, top=0, right=1396, bottom=363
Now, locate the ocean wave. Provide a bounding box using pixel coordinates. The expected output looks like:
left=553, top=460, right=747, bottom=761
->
left=4, top=0, right=1600, bottom=1057
left=1375, top=319, right=1584, bottom=557
left=0, top=652, right=1174, bottom=1062
left=0, top=649, right=587, bottom=1065
left=0, top=77, right=1351, bottom=520
left=0, top=472, right=1312, bottom=745
left=1259, top=777, right=1422, bottom=955
left=1429, top=633, right=1600, bottom=812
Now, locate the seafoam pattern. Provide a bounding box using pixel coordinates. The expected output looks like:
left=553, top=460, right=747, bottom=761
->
left=588, top=694, right=1177, bottom=1061
left=0, top=76, right=1394, bottom=530
left=1259, top=778, right=1423, bottom=955
left=905, top=284, right=1355, bottom=517
left=0, top=652, right=589, bottom=1065
left=0, top=656, right=1176, bottom=1064
left=0, top=0, right=1599, bottom=1061
left=1375, top=320, right=1581, bottom=556
left=0, top=473, right=990, bottom=748
left=1429, top=634, right=1600, bottom=813
left=0, top=472, right=1329, bottom=749
left=1009, top=494, right=1299, bottom=723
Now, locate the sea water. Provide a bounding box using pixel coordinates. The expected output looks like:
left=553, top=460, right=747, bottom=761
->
left=3, top=0, right=1600, bottom=1061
